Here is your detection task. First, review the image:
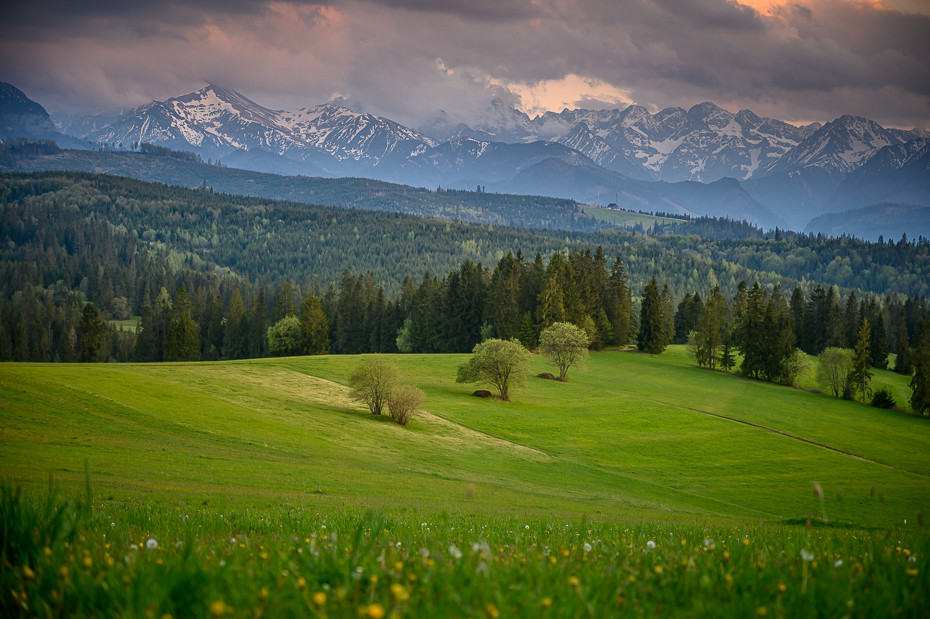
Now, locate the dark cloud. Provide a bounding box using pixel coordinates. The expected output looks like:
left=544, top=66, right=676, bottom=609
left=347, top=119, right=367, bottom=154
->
left=0, top=0, right=927, bottom=129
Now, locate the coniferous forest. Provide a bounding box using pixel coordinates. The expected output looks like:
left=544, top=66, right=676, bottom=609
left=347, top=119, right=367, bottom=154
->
left=1, top=171, right=929, bottom=383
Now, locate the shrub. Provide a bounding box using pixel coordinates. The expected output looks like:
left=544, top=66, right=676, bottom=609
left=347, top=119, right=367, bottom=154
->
left=268, top=315, right=303, bottom=357
left=388, top=385, right=425, bottom=426
left=816, top=347, right=854, bottom=397
left=349, top=356, right=399, bottom=415
left=871, top=388, right=896, bottom=409
left=782, top=349, right=814, bottom=387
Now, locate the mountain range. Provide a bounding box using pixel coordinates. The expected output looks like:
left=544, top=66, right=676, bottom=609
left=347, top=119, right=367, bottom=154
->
left=5, top=81, right=929, bottom=234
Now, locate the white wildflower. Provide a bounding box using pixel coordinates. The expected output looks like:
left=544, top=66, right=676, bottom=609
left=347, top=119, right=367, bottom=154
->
left=801, top=549, right=814, bottom=562
left=449, top=545, right=463, bottom=559
left=146, top=538, right=158, bottom=550
left=583, top=542, right=592, bottom=552
left=646, top=540, right=656, bottom=550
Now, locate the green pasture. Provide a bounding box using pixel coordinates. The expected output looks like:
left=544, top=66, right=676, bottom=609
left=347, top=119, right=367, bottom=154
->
left=2, top=348, right=929, bottom=617
left=1, top=347, right=926, bottom=527
left=578, top=205, right=684, bottom=231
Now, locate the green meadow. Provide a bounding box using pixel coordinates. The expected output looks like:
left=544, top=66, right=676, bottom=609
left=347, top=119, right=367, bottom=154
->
left=2, top=348, right=928, bottom=616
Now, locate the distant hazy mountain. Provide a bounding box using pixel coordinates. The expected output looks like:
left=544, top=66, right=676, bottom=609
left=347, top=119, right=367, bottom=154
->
left=804, top=202, right=930, bottom=242
left=0, top=82, right=58, bottom=138
left=823, top=138, right=930, bottom=212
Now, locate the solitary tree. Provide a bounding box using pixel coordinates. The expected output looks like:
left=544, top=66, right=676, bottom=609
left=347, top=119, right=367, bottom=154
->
left=816, top=347, right=854, bottom=397
left=387, top=384, right=425, bottom=426
left=539, top=322, right=589, bottom=381
left=849, top=319, right=873, bottom=403
left=79, top=303, right=103, bottom=363
left=911, top=320, right=930, bottom=416
left=348, top=355, right=399, bottom=415
left=637, top=276, right=666, bottom=354
left=456, top=338, right=530, bottom=400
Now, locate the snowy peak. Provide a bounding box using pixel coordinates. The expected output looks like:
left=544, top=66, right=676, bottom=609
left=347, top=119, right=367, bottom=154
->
left=769, top=115, right=923, bottom=175
left=84, top=85, right=438, bottom=168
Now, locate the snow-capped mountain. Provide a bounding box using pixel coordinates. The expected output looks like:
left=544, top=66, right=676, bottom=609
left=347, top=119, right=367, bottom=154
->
left=765, top=115, right=927, bottom=176
left=86, top=85, right=438, bottom=173
left=433, top=100, right=823, bottom=183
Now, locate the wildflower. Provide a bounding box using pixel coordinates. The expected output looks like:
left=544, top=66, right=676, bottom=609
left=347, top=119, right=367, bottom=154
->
left=755, top=607, right=767, bottom=616
left=703, top=538, right=715, bottom=550
left=486, top=603, right=500, bottom=618
left=312, top=591, right=327, bottom=606
left=44, top=547, right=52, bottom=557
left=583, top=542, right=592, bottom=552
left=724, top=574, right=733, bottom=585
left=83, top=556, right=93, bottom=568
left=722, top=551, right=730, bottom=561
left=260, top=587, right=269, bottom=599
left=260, top=552, right=268, bottom=560
left=800, top=549, right=814, bottom=562
left=59, top=565, right=69, bottom=579
left=655, top=566, right=663, bottom=575
left=743, top=537, right=750, bottom=546
left=646, top=540, right=656, bottom=549
left=907, top=568, right=918, bottom=577
left=542, top=597, right=553, bottom=607
left=367, top=603, right=386, bottom=619
left=210, top=601, right=226, bottom=617
left=525, top=525, right=530, bottom=530
left=297, top=577, right=306, bottom=590
left=23, top=565, right=35, bottom=579
left=834, top=559, right=843, bottom=568
left=146, top=539, right=158, bottom=550
left=777, top=582, right=787, bottom=594
left=628, top=575, right=636, bottom=583
left=175, top=541, right=184, bottom=549
left=449, top=544, right=463, bottom=559
left=568, top=576, right=580, bottom=587
left=391, top=583, right=410, bottom=601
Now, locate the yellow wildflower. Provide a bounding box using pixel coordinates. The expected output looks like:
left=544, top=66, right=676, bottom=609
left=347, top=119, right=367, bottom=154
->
left=486, top=603, right=500, bottom=619
left=367, top=603, right=386, bottom=619
left=542, top=597, right=553, bottom=607
left=210, top=601, right=226, bottom=617
left=312, top=592, right=327, bottom=606
left=297, top=577, right=306, bottom=590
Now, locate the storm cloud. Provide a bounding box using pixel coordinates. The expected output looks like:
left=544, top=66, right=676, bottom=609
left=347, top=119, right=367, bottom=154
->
left=0, top=0, right=927, bottom=130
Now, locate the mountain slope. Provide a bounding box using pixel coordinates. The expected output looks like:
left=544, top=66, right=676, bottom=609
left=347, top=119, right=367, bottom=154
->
left=804, top=202, right=930, bottom=242
left=823, top=138, right=930, bottom=212
left=0, top=82, right=58, bottom=138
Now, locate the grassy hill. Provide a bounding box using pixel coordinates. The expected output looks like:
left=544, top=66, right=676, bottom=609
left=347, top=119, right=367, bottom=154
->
left=2, top=347, right=925, bottom=527
left=3, top=348, right=928, bottom=616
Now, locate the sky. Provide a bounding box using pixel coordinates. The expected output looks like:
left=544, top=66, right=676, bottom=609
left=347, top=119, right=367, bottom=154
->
left=1, top=0, right=928, bottom=131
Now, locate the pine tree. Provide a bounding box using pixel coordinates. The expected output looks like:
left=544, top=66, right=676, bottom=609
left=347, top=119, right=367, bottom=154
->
left=165, top=285, right=200, bottom=362
left=849, top=318, right=873, bottom=403
left=517, top=311, right=538, bottom=349
left=894, top=312, right=913, bottom=375
left=637, top=276, right=666, bottom=354
left=134, top=305, right=158, bottom=362
left=273, top=278, right=295, bottom=321
left=79, top=303, right=103, bottom=362
left=222, top=290, right=245, bottom=360
left=868, top=301, right=889, bottom=369
left=719, top=332, right=736, bottom=372
left=300, top=293, right=330, bottom=355
left=605, top=256, right=631, bottom=346
left=661, top=283, right=675, bottom=348
left=738, top=282, right=766, bottom=379
left=910, top=320, right=930, bottom=416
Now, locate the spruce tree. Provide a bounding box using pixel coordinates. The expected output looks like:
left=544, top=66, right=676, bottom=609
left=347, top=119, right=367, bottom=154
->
left=637, top=276, right=666, bottom=354
left=661, top=283, right=675, bottom=349
left=301, top=294, right=330, bottom=355
left=738, top=282, right=766, bottom=379
left=849, top=318, right=873, bottom=403
left=165, top=285, right=200, bottom=362
left=222, top=290, right=245, bottom=360
left=868, top=301, right=889, bottom=369
left=605, top=256, right=631, bottom=346
left=134, top=305, right=158, bottom=362
left=517, top=312, right=538, bottom=349
left=79, top=303, right=103, bottom=363
left=910, top=320, right=930, bottom=416
left=894, top=313, right=913, bottom=375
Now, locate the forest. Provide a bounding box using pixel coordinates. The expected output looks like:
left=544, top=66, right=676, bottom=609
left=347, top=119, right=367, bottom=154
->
left=1, top=171, right=929, bottom=378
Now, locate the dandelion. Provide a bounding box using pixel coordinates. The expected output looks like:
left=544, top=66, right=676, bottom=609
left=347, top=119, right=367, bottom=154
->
left=367, top=603, right=386, bottom=619
left=486, top=603, right=500, bottom=618
left=23, top=565, right=35, bottom=579
left=646, top=540, right=656, bottom=549
left=742, top=537, right=750, bottom=546
left=655, top=565, right=663, bottom=575
left=297, top=577, right=306, bottom=590
left=907, top=568, right=918, bottom=577
left=834, top=559, right=843, bottom=568
left=260, top=587, right=269, bottom=599
left=312, top=591, right=327, bottom=606
left=449, top=544, right=463, bottom=559
left=391, top=583, right=410, bottom=601
left=175, top=541, right=184, bottom=549
left=583, top=542, right=592, bottom=552
left=777, top=582, right=787, bottom=593
left=755, top=607, right=767, bottom=617
left=146, top=539, right=158, bottom=550
left=210, top=601, right=226, bottom=617
left=703, top=538, right=715, bottom=550
left=801, top=549, right=815, bottom=562
left=542, top=597, right=553, bottom=607
left=83, top=556, right=93, bottom=568
left=568, top=576, right=580, bottom=587
left=525, top=525, right=530, bottom=529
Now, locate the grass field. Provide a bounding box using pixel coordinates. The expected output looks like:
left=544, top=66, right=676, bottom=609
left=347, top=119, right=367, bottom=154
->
left=2, top=348, right=928, bottom=616
left=577, top=205, right=684, bottom=231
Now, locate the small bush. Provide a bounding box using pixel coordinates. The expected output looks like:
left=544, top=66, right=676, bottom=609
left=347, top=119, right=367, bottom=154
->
left=871, top=388, right=896, bottom=409
left=388, top=384, right=424, bottom=426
